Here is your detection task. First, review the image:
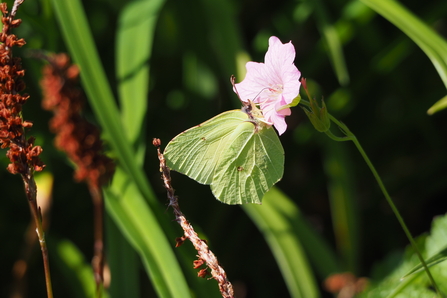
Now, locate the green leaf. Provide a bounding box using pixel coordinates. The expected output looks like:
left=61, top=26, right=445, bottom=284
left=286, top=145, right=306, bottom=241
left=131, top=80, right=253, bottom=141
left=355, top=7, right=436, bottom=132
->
left=106, top=213, right=140, bottom=298
left=52, top=1, right=192, bottom=297
left=309, top=0, right=350, bottom=86
left=110, top=2, right=163, bottom=294
left=198, top=0, right=243, bottom=77
left=105, top=167, right=191, bottom=298
left=358, top=245, right=431, bottom=298
left=164, top=108, right=284, bottom=205
left=414, top=213, right=447, bottom=294
left=50, top=238, right=109, bottom=298
left=323, top=140, right=360, bottom=273
left=117, top=0, right=164, bottom=143
left=359, top=0, right=447, bottom=112
left=243, top=188, right=322, bottom=298
left=403, top=247, right=447, bottom=279
left=424, top=213, right=447, bottom=258
left=361, top=214, right=447, bottom=297
left=427, top=95, right=447, bottom=115
left=51, top=0, right=155, bottom=205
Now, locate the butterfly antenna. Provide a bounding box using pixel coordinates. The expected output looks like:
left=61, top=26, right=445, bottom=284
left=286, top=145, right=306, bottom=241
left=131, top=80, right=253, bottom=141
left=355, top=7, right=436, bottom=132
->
left=253, top=88, right=269, bottom=105
left=231, top=75, right=243, bottom=102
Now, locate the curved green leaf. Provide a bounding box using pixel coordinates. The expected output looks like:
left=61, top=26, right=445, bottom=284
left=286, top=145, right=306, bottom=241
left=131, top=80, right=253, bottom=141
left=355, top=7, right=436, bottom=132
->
left=198, top=0, right=243, bottom=77
left=427, top=95, right=447, bottom=115
left=117, top=0, right=163, bottom=143
left=51, top=0, right=155, bottom=206
left=360, top=0, right=447, bottom=113
left=106, top=214, right=140, bottom=298
left=323, top=140, right=359, bottom=273
left=311, top=0, right=350, bottom=86
left=403, top=247, right=447, bottom=279
left=243, top=187, right=338, bottom=298
left=50, top=238, right=109, bottom=298
left=51, top=1, right=191, bottom=297
left=361, top=214, right=447, bottom=297
left=105, top=168, right=191, bottom=298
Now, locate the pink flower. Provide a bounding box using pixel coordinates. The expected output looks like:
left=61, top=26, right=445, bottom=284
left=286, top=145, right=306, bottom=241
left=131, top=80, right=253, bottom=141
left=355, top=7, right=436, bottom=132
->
left=235, top=36, right=301, bottom=135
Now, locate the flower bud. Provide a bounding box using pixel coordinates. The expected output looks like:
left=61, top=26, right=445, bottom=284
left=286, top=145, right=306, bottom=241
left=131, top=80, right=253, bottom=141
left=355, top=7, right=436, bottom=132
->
left=303, top=97, right=331, bottom=132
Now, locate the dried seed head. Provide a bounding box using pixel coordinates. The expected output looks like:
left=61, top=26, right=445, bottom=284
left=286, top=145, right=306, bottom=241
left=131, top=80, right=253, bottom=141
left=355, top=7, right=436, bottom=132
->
left=0, top=2, right=45, bottom=175
left=40, top=53, right=115, bottom=187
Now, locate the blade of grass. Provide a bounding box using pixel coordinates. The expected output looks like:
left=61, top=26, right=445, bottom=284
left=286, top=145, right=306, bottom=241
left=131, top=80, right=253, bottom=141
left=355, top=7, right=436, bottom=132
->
left=117, top=0, right=164, bottom=143
left=243, top=187, right=338, bottom=298
left=114, top=2, right=225, bottom=296
left=322, top=140, right=359, bottom=273
left=403, top=247, right=447, bottom=278
left=51, top=0, right=155, bottom=206
left=115, top=1, right=220, bottom=296
left=309, top=0, right=350, bottom=86
left=427, top=95, right=447, bottom=115
left=108, top=1, right=164, bottom=296
left=360, top=0, right=447, bottom=113
left=105, top=167, right=191, bottom=298
left=51, top=1, right=192, bottom=297
left=50, top=238, right=109, bottom=298
left=198, top=0, right=243, bottom=78
left=106, top=165, right=220, bottom=298
left=113, top=1, right=158, bottom=293
left=105, top=213, right=140, bottom=298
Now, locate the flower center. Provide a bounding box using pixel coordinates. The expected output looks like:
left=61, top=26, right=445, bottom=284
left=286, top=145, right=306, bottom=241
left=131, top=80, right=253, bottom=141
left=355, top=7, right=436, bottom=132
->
left=259, top=84, right=284, bottom=111
left=267, top=84, right=283, bottom=96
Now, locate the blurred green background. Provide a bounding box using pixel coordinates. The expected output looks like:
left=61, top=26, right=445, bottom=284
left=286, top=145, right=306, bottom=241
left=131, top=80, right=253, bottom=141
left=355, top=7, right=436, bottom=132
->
left=1, top=0, right=447, bottom=297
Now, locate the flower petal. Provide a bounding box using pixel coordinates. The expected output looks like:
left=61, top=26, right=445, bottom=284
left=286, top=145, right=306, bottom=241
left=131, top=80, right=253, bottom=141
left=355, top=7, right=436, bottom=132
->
left=235, top=62, right=269, bottom=103
left=265, top=36, right=297, bottom=74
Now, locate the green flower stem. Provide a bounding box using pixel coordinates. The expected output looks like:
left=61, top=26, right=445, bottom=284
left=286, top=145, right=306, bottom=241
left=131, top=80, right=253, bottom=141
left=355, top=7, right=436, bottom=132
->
left=300, top=99, right=441, bottom=296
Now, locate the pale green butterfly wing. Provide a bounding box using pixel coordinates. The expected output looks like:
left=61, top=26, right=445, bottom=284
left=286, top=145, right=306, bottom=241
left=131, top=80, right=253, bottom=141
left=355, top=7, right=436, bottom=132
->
left=164, top=110, right=249, bottom=185
left=211, top=122, right=284, bottom=204
left=164, top=107, right=284, bottom=205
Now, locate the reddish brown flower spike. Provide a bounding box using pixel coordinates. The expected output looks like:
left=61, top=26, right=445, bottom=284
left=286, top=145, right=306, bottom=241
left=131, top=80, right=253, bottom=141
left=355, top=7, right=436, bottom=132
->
left=0, top=2, right=45, bottom=175
left=193, top=258, right=205, bottom=269
left=175, top=236, right=186, bottom=247
left=152, top=138, right=161, bottom=148
left=40, top=53, right=115, bottom=187
left=197, top=268, right=210, bottom=278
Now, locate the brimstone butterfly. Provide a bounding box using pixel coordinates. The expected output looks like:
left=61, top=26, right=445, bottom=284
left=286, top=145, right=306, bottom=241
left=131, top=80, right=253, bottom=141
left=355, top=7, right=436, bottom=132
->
left=163, top=100, right=284, bottom=205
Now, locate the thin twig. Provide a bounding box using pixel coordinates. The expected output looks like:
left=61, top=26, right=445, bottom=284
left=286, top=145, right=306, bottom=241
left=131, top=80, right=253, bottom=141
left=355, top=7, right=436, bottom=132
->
left=11, top=0, right=24, bottom=18
left=89, top=184, right=105, bottom=297
left=23, top=174, right=53, bottom=298
left=10, top=174, right=53, bottom=298
left=153, top=138, right=234, bottom=298
left=40, top=52, right=115, bottom=297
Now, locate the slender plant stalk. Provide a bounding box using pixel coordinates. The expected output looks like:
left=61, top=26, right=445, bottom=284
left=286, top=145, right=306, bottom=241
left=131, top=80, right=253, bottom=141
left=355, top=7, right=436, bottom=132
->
left=23, top=175, right=54, bottom=298
left=300, top=98, right=442, bottom=296
left=153, top=138, right=235, bottom=298
left=40, top=53, right=115, bottom=297
left=0, top=1, right=53, bottom=297
left=89, top=184, right=105, bottom=298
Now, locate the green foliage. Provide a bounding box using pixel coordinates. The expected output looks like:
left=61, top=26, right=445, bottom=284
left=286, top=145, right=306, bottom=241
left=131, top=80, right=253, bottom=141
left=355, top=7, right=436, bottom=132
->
left=360, top=0, right=447, bottom=113
left=361, top=213, right=447, bottom=297
left=243, top=187, right=336, bottom=298
left=50, top=238, right=110, bottom=298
